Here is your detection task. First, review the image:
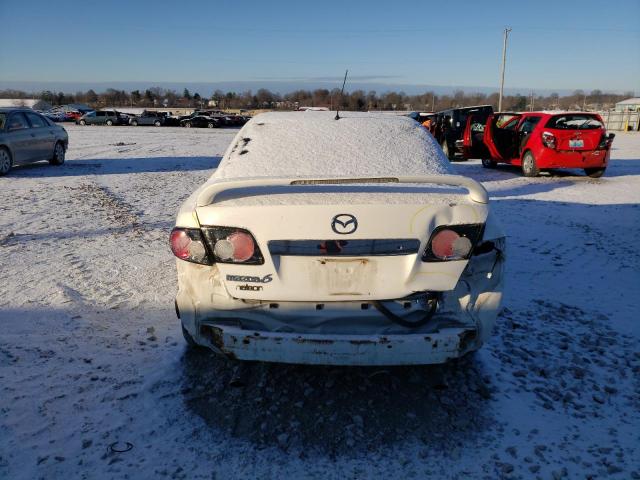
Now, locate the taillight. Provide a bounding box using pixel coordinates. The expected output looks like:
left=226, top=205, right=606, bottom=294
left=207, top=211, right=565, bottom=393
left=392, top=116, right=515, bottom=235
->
left=422, top=224, right=484, bottom=262
left=170, top=228, right=211, bottom=265
left=214, top=231, right=255, bottom=262
left=201, top=226, right=264, bottom=265
left=541, top=131, right=556, bottom=149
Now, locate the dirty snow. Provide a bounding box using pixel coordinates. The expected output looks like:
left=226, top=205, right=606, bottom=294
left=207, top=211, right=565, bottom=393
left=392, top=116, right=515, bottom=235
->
left=1, top=125, right=639, bottom=479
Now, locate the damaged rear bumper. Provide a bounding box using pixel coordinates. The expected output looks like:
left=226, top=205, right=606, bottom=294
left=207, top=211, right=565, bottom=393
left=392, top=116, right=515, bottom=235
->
left=199, top=324, right=479, bottom=366
left=176, top=221, right=505, bottom=366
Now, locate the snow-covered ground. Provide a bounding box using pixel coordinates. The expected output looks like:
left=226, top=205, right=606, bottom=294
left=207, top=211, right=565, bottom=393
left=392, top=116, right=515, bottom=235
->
left=1, top=124, right=638, bottom=479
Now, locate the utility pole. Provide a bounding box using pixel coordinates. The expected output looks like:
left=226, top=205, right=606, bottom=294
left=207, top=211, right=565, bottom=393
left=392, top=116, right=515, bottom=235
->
left=431, top=93, right=436, bottom=112
left=498, top=27, right=512, bottom=112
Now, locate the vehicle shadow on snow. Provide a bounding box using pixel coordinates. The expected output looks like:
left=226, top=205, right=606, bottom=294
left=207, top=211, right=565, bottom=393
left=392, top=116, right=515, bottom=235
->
left=456, top=159, right=640, bottom=198
left=457, top=157, right=640, bottom=183
left=179, top=350, right=494, bottom=456
left=8, top=156, right=221, bottom=177
left=458, top=161, right=597, bottom=182
left=602, top=158, right=640, bottom=177
left=456, top=163, right=578, bottom=198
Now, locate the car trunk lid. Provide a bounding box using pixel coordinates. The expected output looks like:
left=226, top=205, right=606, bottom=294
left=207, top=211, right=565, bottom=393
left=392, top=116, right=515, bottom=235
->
left=193, top=177, right=489, bottom=302
left=547, top=128, right=603, bottom=151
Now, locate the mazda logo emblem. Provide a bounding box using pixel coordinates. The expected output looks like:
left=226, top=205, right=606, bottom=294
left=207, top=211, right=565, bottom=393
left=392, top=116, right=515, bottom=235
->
left=331, top=214, right=358, bottom=235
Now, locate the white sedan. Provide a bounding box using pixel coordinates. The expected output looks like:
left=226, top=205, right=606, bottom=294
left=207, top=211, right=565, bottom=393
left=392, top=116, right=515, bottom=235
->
left=171, top=112, right=505, bottom=365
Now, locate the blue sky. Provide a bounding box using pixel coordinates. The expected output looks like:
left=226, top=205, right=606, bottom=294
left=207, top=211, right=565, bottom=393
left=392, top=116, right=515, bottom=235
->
left=0, top=0, right=638, bottom=93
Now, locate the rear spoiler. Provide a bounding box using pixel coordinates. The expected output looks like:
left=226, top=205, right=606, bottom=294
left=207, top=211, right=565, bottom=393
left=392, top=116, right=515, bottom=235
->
left=195, top=175, right=488, bottom=207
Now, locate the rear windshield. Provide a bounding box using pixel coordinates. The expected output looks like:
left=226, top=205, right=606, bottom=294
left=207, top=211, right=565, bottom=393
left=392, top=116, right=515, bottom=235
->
left=215, top=112, right=454, bottom=180
left=0, top=113, right=5, bottom=130
left=546, top=114, right=603, bottom=130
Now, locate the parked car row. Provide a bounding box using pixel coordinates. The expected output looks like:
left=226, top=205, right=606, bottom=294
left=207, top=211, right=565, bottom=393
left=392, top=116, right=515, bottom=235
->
left=168, top=110, right=252, bottom=128
left=410, top=106, right=615, bottom=177
left=74, top=109, right=252, bottom=128
left=41, top=107, right=93, bottom=123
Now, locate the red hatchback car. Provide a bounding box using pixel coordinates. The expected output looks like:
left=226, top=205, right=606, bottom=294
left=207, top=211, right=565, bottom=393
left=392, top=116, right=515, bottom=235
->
left=482, top=112, right=615, bottom=177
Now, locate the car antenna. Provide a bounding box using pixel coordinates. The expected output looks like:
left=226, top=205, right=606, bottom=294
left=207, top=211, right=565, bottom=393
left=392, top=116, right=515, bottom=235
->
left=335, top=69, right=349, bottom=120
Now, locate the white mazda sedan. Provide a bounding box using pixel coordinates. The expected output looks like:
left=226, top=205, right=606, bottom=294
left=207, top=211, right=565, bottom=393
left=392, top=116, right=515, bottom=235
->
left=171, top=112, right=505, bottom=365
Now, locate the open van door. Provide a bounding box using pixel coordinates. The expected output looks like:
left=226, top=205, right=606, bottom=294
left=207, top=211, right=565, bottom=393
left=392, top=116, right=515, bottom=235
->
left=462, top=114, right=491, bottom=160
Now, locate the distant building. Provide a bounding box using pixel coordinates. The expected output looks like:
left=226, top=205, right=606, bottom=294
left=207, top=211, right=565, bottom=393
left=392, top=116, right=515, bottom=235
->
left=615, top=98, right=640, bottom=112
left=0, top=98, right=52, bottom=110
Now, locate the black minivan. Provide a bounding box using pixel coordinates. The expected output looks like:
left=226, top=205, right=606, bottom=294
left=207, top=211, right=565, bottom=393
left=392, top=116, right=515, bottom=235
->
left=433, top=105, right=493, bottom=161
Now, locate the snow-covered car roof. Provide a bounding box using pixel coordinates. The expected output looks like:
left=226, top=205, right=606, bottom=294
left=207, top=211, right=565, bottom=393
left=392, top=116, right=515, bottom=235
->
left=213, top=111, right=453, bottom=180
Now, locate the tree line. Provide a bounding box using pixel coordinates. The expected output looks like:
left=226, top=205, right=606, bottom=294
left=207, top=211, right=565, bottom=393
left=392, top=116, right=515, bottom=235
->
left=0, top=86, right=633, bottom=112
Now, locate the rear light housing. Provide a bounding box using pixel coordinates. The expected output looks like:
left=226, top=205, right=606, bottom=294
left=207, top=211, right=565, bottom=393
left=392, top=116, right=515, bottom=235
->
left=170, top=228, right=211, bottom=265
left=201, top=226, right=264, bottom=265
left=170, top=226, right=264, bottom=265
left=541, top=131, right=556, bottom=149
left=598, top=132, right=615, bottom=150
left=422, top=224, right=484, bottom=262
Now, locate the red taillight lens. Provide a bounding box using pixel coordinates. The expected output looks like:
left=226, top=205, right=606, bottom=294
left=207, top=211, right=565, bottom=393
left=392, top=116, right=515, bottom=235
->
left=170, top=229, right=191, bottom=260
left=201, top=227, right=264, bottom=265
left=213, top=231, right=255, bottom=262
left=542, top=131, right=556, bottom=149
left=430, top=229, right=472, bottom=260
left=423, top=224, right=484, bottom=262
left=431, top=230, right=465, bottom=259
left=170, top=228, right=210, bottom=264
left=227, top=231, right=255, bottom=262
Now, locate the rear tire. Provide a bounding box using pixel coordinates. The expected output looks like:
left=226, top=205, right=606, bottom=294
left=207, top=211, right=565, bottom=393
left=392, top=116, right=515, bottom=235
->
left=0, top=147, right=12, bottom=176
left=154, top=120, right=161, bottom=127
left=184, top=122, right=192, bottom=128
left=481, top=158, right=497, bottom=168
left=522, top=151, right=540, bottom=177
left=441, top=140, right=454, bottom=160
left=131, top=120, right=138, bottom=126
left=207, top=122, right=215, bottom=129
left=106, top=119, right=113, bottom=126
left=49, top=142, right=65, bottom=165
left=79, top=119, right=86, bottom=126
left=584, top=167, right=606, bottom=178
